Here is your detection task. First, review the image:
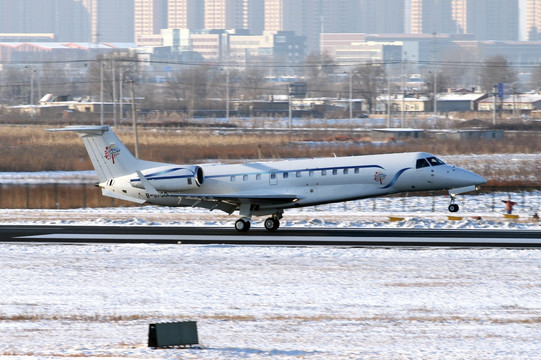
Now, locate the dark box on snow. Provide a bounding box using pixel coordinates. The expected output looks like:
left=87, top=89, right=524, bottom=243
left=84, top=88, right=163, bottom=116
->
left=148, top=321, right=199, bottom=348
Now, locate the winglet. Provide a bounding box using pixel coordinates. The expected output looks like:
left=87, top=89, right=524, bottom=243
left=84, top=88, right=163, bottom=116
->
left=136, top=171, right=160, bottom=196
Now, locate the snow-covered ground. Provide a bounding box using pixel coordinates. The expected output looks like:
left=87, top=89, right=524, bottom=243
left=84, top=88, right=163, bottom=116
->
left=2, top=244, right=541, bottom=359
left=1, top=161, right=540, bottom=359
left=3, top=189, right=540, bottom=229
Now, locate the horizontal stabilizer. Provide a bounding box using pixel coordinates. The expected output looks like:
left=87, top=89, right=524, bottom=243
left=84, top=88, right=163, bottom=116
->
left=102, top=189, right=146, bottom=204
left=47, top=125, right=109, bottom=135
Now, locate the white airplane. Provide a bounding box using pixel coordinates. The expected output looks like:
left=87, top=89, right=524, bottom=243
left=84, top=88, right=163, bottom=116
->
left=51, top=125, right=487, bottom=232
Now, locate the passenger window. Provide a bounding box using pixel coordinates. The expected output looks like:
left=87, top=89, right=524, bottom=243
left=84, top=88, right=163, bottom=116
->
left=332, top=169, right=338, bottom=175
left=283, top=172, right=288, bottom=179
left=243, top=175, right=248, bottom=181
left=416, top=159, right=430, bottom=169
left=230, top=175, right=236, bottom=182
left=354, top=168, right=359, bottom=174
left=343, top=169, right=348, bottom=175
left=309, top=171, right=314, bottom=177
left=321, top=170, right=327, bottom=176
left=296, top=171, right=302, bottom=178
left=427, top=157, right=445, bottom=166
left=270, top=173, right=276, bottom=179
left=256, top=174, right=261, bottom=180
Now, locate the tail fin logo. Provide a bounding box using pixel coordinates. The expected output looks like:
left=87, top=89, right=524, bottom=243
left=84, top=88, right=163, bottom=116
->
left=104, top=143, right=121, bottom=164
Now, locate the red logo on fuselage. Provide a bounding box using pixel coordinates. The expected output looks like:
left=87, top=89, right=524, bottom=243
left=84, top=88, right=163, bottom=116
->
left=374, top=171, right=387, bottom=184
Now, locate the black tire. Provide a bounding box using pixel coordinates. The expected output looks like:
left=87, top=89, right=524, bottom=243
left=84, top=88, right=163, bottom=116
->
left=448, top=204, right=460, bottom=213
left=264, top=218, right=278, bottom=231
left=235, top=219, right=250, bottom=232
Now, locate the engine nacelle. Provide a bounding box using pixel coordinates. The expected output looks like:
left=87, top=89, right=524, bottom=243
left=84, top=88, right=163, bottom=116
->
left=130, top=165, right=204, bottom=191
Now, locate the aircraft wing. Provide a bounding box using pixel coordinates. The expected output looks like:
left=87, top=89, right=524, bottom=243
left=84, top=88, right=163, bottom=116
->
left=160, top=192, right=300, bottom=214
left=165, top=193, right=299, bottom=203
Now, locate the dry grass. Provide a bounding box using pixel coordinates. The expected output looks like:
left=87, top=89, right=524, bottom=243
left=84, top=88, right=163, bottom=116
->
left=1, top=125, right=539, bottom=189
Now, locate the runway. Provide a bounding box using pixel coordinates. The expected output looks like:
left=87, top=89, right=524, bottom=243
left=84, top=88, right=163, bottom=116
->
left=1, top=225, right=541, bottom=247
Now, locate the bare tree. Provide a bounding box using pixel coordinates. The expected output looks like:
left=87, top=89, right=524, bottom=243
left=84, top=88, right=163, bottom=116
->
left=239, top=67, right=266, bottom=100
left=351, top=62, right=387, bottom=114
left=87, top=51, right=139, bottom=101
left=301, top=51, right=336, bottom=97
left=479, top=55, right=517, bottom=92
left=165, top=65, right=210, bottom=115
left=438, top=45, right=479, bottom=89
left=0, top=66, right=27, bottom=105
left=530, top=62, right=541, bottom=91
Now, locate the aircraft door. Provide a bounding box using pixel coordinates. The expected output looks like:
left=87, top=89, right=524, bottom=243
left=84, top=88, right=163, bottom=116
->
left=415, top=158, right=433, bottom=185
left=269, top=172, right=278, bottom=185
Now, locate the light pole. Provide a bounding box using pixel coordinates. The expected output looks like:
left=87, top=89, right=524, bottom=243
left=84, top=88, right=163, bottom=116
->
left=226, top=69, right=230, bottom=121
left=386, top=63, right=392, bottom=128
left=128, top=79, right=139, bottom=159
left=112, top=59, right=117, bottom=128
left=429, top=70, right=437, bottom=117
left=221, top=67, right=230, bottom=121
left=347, top=71, right=353, bottom=121
left=401, top=57, right=406, bottom=128
left=100, top=60, right=104, bottom=126
left=492, top=84, right=498, bottom=126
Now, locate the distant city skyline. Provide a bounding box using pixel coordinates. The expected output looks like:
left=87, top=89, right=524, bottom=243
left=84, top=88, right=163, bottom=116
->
left=0, top=0, right=535, bottom=50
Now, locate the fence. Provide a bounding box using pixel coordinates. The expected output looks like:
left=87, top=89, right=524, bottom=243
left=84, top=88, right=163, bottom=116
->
left=0, top=184, right=538, bottom=217
left=0, top=184, right=132, bottom=209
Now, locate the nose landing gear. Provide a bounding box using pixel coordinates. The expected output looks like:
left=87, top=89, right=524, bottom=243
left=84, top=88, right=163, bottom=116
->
left=448, top=194, right=460, bottom=213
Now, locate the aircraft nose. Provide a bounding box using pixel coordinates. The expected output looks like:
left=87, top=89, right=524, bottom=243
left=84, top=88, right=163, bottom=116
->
left=457, top=168, right=487, bottom=186
left=475, top=173, right=488, bottom=185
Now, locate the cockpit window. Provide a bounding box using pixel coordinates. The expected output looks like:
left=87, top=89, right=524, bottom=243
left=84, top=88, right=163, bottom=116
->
left=416, top=159, right=431, bottom=169
left=426, top=157, right=445, bottom=166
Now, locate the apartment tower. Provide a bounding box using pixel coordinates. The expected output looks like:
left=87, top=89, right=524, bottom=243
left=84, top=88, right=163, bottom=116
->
left=134, top=0, right=167, bottom=42
left=526, top=0, right=541, bottom=40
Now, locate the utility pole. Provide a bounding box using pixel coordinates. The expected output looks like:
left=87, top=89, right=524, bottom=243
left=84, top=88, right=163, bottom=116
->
left=112, top=59, right=117, bottom=128
left=492, top=84, right=497, bottom=126
left=226, top=68, right=230, bottom=121
left=129, top=79, right=139, bottom=159
left=119, top=71, right=124, bottom=123
left=100, top=60, right=104, bottom=126
left=386, top=64, right=392, bottom=128
left=401, top=58, right=406, bottom=128
left=348, top=71, right=353, bottom=121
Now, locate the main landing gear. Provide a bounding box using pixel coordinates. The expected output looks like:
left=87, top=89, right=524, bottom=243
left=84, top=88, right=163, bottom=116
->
left=235, top=214, right=282, bottom=232
left=264, top=216, right=280, bottom=231
left=448, top=194, right=460, bottom=213
left=235, top=218, right=251, bottom=232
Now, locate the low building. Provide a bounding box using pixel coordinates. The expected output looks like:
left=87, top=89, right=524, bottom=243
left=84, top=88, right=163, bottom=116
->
left=437, top=93, right=488, bottom=112
left=478, top=94, right=541, bottom=111
left=376, top=94, right=431, bottom=113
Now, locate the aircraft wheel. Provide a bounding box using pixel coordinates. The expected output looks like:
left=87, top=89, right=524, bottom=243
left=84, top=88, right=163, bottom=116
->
left=264, top=217, right=280, bottom=231
left=448, top=204, right=460, bottom=213
left=235, top=219, right=251, bottom=232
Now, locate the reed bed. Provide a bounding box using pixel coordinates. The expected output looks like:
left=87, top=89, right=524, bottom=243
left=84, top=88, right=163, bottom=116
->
left=0, top=125, right=539, bottom=188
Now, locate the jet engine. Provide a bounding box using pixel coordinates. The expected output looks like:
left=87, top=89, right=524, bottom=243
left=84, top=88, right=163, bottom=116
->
left=130, top=165, right=204, bottom=191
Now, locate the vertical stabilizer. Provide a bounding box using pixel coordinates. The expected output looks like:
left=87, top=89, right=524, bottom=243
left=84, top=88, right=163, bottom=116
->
left=49, top=125, right=141, bottom=182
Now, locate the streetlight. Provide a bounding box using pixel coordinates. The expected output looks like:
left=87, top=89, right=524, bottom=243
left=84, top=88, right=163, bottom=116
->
left=220, top=67, right=230, bottom=121
left=344, top=71, right=353, bottom=121
left=100, top=59, right=104, bottom=126
left=127, top=78, right=139, bottom=159
left=428, top=70, right=437, bottom=117
left=349, top=71, right=353, bottom=121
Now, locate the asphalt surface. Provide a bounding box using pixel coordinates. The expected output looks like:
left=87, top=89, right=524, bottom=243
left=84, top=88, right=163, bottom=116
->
left=1, top=225, right=541, bottom=247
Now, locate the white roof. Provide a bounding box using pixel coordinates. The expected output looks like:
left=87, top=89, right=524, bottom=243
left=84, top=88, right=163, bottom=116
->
left=437, top=93, right=486, bottom=101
